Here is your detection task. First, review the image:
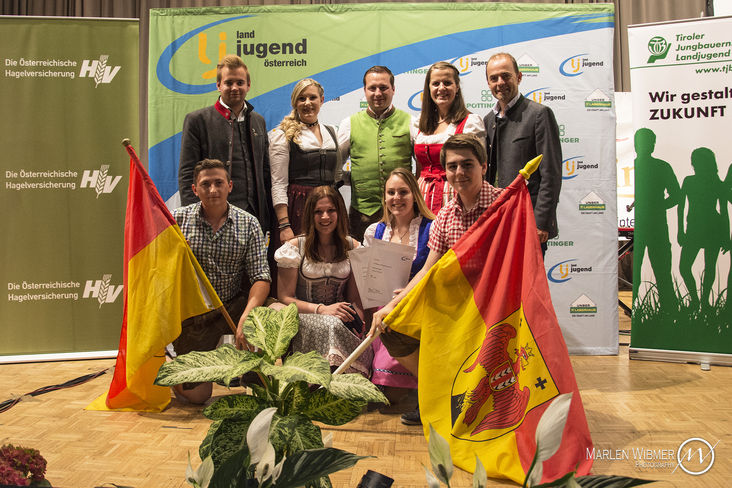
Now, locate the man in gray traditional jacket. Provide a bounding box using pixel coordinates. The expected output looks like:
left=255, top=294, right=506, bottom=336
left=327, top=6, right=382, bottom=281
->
left=483, top=52, right=562, bottom=251
left=179, top=54, right=273, bottom=233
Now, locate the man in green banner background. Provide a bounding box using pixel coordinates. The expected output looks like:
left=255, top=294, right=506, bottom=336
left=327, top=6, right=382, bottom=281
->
left=337, top=65, right=414, bottom=240
left=178, top=54, right=273, bottom=234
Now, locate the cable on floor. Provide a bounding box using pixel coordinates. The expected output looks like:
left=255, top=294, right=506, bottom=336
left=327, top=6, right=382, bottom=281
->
left=0, top=367, right=112, bottom=414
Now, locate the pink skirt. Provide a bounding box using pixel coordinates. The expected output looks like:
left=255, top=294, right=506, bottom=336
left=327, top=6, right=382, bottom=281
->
left=370, top=336, right=417, bottom=388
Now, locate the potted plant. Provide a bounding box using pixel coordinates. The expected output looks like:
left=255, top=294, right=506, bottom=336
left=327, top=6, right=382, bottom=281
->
left=155, top=304, right=387, bottom=487
left=0, top=444, right=49, bottom=487
left=185, top=407, right=370, bottom=488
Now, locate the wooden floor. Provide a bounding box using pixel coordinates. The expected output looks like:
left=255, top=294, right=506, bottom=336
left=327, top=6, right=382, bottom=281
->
left=1, top=294, right=730, bottom=487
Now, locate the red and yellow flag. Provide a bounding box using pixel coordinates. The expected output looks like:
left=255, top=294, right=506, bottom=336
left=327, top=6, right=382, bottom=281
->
left=87, top=143, right=222, bottom=412
left=385, top=175, right=593, bottom=483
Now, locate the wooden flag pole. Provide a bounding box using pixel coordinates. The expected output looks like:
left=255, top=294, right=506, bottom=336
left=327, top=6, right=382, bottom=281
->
left=332, top=328, right=381, bottom=375
left=218, top=306, right=238, bottom=335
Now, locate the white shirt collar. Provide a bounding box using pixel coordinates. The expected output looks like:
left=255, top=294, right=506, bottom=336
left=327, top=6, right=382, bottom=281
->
left=492, top=93, right=521, bottom=118
left=219, top=97, right=248, bottom=121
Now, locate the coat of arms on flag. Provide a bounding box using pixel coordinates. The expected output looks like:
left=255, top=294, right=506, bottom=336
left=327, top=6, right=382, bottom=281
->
left=452, top=307, right=559, bottom=439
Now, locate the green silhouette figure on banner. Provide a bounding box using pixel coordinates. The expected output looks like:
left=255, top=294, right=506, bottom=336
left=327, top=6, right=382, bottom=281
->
left=677, top=147, right=729, bottom=309
left=724, top=164, right=732, bottom=311
left=633, top=128, right=680, bottom=309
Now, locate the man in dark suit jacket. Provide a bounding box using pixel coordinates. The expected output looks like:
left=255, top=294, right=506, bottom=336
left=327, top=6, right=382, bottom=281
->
left=483, top=53, right=562, bottom=249
left=179, top=55, right=272, bottom=234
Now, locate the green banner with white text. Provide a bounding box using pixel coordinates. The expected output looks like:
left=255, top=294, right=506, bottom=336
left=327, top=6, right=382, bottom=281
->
left=0, top=17, right=138, bottom=360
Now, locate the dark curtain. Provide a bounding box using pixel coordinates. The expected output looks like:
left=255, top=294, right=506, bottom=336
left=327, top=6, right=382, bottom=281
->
left=2, top=0, right=713, bottom=162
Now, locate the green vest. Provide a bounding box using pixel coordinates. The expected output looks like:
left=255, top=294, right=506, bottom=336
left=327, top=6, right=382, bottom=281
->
left=349, top=109, right=413, bottom=215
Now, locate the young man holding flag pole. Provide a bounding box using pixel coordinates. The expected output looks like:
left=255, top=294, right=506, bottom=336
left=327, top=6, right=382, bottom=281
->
left=88, top=142, right=268, bottom=411
left=364, top=133, right=592, bottom=483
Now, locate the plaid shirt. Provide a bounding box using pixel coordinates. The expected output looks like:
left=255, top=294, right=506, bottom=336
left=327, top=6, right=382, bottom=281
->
left=428, top=180, right=503, bottom=255
left=173, top=203, right=270, bottom=302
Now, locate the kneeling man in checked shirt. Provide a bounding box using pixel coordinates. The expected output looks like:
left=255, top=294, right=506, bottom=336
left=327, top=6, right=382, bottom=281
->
left=370, top=134, right=503, bottom=425
left=172, top=158, right=271, bottom=403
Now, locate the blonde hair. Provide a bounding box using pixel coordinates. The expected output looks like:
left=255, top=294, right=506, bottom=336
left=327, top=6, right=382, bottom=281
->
left=216, top=55, right=249, bottom=83
left=381, top=168, right=435, bottom=226
left=278, top=78, right=324, bottom=144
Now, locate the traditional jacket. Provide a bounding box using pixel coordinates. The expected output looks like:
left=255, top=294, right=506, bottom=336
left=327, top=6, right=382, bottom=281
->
left=484, top=95, right=562, bottom=238
left=179, top=99, right=273, bottom=232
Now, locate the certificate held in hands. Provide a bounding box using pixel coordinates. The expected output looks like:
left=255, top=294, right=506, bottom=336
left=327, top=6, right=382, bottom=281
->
left=349, top=236, right=414, bottom=309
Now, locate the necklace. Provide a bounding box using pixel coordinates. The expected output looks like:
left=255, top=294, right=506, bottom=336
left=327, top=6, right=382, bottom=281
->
left=305, top=120, right=318, bottom=128
left=318, top=242, right=335, bottom=260
left=394, top=227, right=409, bottom=243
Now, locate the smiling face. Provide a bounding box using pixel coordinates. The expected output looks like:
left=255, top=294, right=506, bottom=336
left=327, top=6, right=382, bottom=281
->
left=313, top=196, right=338, bottom=235
left=429, top=68, right=458, bottom=112
left=217, top=66, right=250, bottom=112
left=384, top=174, right=416, bottom=221
left=295, top=84, right=323, bottom=125
left=444, top=148, right=487, bottom=199
left=485, top=55, right=522, bottom=108
left=363, top=72, right=394, bottom=116
left=193, top=168, right=232, bottom=209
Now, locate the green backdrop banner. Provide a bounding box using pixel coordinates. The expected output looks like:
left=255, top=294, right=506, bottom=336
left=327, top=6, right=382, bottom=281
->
left=0, top=17, right=139, bottom=360
left=148, top=3, right=620, bottom=355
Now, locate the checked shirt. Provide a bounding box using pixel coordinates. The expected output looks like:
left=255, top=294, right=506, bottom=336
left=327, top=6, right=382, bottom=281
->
left=173, top=202, right=270, bottom=302
left=428, top=180, right=503, bottom=255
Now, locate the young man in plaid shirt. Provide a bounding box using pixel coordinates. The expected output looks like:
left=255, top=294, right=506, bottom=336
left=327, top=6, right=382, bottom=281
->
left=370, top=133, right=503, bottom=424
left=172, top=159, right=271, bottom=403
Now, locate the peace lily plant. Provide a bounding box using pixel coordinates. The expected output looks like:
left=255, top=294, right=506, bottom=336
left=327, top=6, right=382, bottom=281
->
left=155, top=304, right=386, bottom=487
left=184, top=407, right=369, bottom=488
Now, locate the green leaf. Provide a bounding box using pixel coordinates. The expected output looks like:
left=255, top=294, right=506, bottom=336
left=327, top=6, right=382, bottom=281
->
left=269, top=303, right=300, bottom=358
left=29, top=481, right=53, bottom=487
left=249, top=382, right=271, bottom=400
left=302, top=388, right=365, bottom=425
left=327, top=373, right=388, bottom=403
left=199, top=418, right=249, bottom=468
left=306, top=477, right=333, bottom=488
left=575, top=475, right=657, bottom=487
left=302, top=475, right=333, bottom=488
left=154, top=344, right=262, bottom=387
left=473, top=455, right=487, bottom=488
left=281, top=381, right=311, bottom=414
left=273, top=448, right=369, bottom=488
left=260, top=351, right=331, bottom=387
left=270, top=414, right=323, bottom=456
left=208, top=446, right=251, bottom=488
left=242, top=304, right=300, bottom=361
left=203, top=394, right=269, bottom=421
left=428, top=424, right=453, bottom=484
